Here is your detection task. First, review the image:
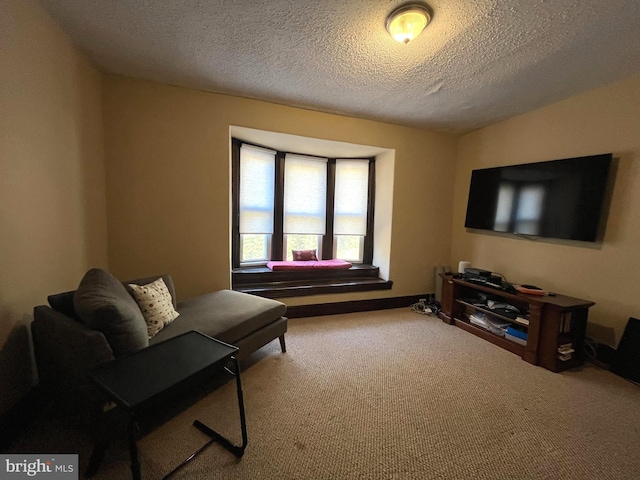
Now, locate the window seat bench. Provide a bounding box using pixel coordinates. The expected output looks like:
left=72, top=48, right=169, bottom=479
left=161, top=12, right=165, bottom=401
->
left=232, top=264, right=392, bottom=299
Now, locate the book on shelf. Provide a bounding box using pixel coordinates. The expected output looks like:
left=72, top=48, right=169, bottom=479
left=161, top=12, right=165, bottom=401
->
left=506, top=326, right=528, bottom=340
left=560, top=312, right=573, bottom=333
left=557, top=344, right=575, bottom=354
left=558, top=342, right=573, bottom=350
left=505, top=332, right=527, bottom=346
left=558, top=352, right=573, bottom=361
left=504, top=325, right=527, bottom=345
left=514, top=316, right=530, bottom=326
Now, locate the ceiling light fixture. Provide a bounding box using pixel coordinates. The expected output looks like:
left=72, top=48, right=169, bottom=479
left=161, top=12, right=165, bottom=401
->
left=385, top=2, right=433, bottom=44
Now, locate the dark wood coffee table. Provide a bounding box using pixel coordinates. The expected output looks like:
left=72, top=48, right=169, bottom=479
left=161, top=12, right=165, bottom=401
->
left=86, top=330, right=247, bottom=480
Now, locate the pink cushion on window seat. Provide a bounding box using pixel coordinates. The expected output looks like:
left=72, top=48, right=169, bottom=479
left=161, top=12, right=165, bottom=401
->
left=267, top=259, right=353, bottom=271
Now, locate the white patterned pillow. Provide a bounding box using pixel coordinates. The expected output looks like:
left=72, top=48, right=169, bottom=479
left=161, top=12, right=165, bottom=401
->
left=128, top=278, right=180, bottom=338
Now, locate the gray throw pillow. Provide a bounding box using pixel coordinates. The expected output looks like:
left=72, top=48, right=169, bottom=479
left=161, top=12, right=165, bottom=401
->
left=74, top=268, right=149, bottom=357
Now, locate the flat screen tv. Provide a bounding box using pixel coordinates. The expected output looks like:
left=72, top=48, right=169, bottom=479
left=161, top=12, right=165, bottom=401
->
left=464, top=153, right=612, bottom=242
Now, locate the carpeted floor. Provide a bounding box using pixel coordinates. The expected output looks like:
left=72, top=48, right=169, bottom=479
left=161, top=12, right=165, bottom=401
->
left=9, top=308, right=640, bottom=479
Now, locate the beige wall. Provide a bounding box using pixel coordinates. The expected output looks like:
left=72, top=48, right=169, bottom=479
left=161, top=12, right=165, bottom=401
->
left=102, top=75, right=458, bottom=305
left=452, top=74, right=640, bottom=345
left=0, top=0, right=107, bottom=414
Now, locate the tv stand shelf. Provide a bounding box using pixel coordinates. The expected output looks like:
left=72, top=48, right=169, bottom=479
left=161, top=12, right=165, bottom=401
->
left=439, top=274, right=595, bottom=372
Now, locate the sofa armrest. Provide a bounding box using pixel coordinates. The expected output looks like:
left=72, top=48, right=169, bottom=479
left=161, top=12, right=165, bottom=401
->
left=32, top=306, right=115, bottom=408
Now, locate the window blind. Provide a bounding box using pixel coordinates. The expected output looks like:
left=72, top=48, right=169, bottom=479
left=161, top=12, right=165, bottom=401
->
left=334, top=159, right=369, bottom=235
left=283, top=154, right=327, bottom=234
left=239, top=145, right=276, bottom=234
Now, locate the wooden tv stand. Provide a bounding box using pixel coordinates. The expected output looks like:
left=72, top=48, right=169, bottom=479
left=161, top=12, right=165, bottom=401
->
left=439, top=274, right=595, bottom=372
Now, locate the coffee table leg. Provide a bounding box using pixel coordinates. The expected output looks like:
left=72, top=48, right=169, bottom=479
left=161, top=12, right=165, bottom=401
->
left=192, top=357, right=247, bottom=456
left=85, top=405, right=110, bottom=478
left=232, top=356, right=248, bottom=452
left=162, top=357, right=248, bottom=479
left=128, top=414, right=141, bottom=480
left=85, top=439, right=107, bottom=478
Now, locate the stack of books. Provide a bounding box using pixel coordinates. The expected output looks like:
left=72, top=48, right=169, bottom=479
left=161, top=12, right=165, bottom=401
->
left=557, top=343, right=575, bottom=361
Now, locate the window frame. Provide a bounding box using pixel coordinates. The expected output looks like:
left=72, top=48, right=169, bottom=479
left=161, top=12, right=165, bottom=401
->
left=232, top=138, right=375, bottom=269
left=239, top=233, right=272, bottom=265
left=283, top=234, right=323, bottom=261
left=333, top=234, right=365, bottom=263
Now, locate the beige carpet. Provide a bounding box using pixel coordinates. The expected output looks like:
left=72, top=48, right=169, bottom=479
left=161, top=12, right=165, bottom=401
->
left=10, top=309, right=640, bottom=479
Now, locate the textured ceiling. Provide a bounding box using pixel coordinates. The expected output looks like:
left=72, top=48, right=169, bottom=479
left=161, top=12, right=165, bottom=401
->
left=39, top=0, right=640, bottom=134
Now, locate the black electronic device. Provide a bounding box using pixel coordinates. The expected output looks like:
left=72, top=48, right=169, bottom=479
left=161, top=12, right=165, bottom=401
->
left=610, top=317, right=640, bottom=384
left=464, top=267, right=492, bottom=278
left=464, top=153, right=612, bottom=242
left=463, top=268, right=501, bottom=286
left=463, top=272, right=504, bottom=291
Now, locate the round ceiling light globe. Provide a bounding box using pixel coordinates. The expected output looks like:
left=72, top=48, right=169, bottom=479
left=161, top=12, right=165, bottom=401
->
left=386, top=4, right=432, bottom=44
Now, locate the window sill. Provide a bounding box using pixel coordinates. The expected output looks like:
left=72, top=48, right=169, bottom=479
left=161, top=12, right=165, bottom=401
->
left=232, top=264, right=392, bottom=299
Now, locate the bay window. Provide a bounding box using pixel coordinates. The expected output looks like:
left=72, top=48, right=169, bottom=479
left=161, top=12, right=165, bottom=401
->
left=232, top=138, right=375, bottom=269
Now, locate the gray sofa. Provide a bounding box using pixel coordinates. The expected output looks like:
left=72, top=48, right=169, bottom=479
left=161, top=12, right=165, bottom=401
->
left=31, top=269, right=287, bottom=412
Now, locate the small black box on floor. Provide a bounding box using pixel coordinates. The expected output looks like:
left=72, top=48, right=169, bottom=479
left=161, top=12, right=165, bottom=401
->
left=610, top=317, right=640, bottom=383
